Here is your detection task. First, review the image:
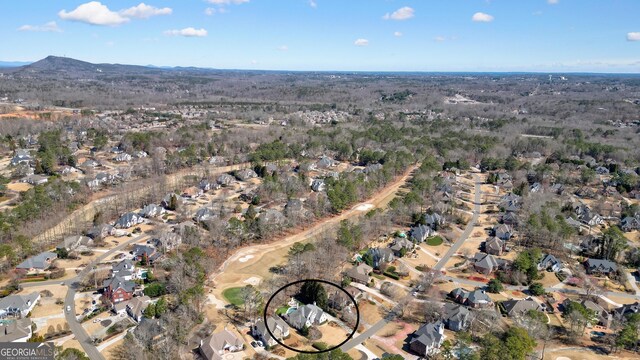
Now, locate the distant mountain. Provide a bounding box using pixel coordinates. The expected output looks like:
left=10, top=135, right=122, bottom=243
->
left=14, top=55, right=166, bottom=77
left=0, top=61, right=32, bottom=68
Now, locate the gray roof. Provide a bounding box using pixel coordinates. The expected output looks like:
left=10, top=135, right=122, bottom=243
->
left=201, top=329, right=243, bottom=360
left=103, top=276, right=136, bottom=293
left=16, top=252, right=57, bottom=270
left=502, top=298, right=542, bottom=316
left=255, top=316, right=289, bottom=344
left=539, top=254, right=562, bottom=269
left=0, top=318, right=32, bottom=342
left=585, top=258, right=618, bottom=273
left=126, top=296, right=150, bottom=320
left=139, top=204, right=164, bottom=218
left=450, top=288, right=492, bottom=306
left=444, top=303, right=470, bottom=324
left=410, top=224, right=435, bottom=242
left=344, top=263, right=373, bottom=283
left=0, top=292, right=39, bottom=313
left=411, top=321, right=445, bottom=349
left=284, top=304, right=325, bottom=329
left=473, top=253, right=499, bottom=272
left=112, top=259, right=135, bottom=273
left=114, top=212, right=143, bottom=228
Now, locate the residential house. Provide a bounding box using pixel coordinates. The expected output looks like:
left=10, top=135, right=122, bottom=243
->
left=367, top=248, right=395, bottom=269
left=200, top=329, right=244, bottom=360
left=209, top=156, right=226, bottom=166
left=364, top=163, right=383, bottom=174
left=15, top=252, right=57, bottom=273
left=132, top=245, right=158, bottom=264
left=56, top=235, right=93, bottom=252
left=409, top=321, right=445, bottom=357
left=538, top=254, right=563, bottom=272
left=390, top=238, right=415, bottom=256
left=472, top=253, right=501, bottom=275
left=423, top=213, right=445, bottom=229
left=126, top=296, right=151, bottom=322
left=10, top=149, right=32, bottom=166
left=450, top=288, right=493, bottom=308
left=501, top=298, right=543, bottom=317
left=311, top=179, right=325, bottom=192
left=114, top=153, right=132, bottom=162
left=529, top=182, right=543, bottom=193
left=252, top=316, right=290, bottom=347
left=161, top=193, right=182, bottom=209
left=0, top=319, right=32, bottom=342
left=443, top=303, right=471, bottom=331
left=153, top=233, right=182, bottom=253
left=621, top=216, right=640, bottom=232
left=575, top=204, right=604, bottom=226
left=236, top=169, right=258, bottom=181
left=493, top=224, right=514, bottom=241
left=86, top=224, right=116, bottom=239
left=181, top=186, right=203, bottom=199
left=409, top=224, right=436, bottom=243
left=0, top=293, right=40, bottom=318
left=199, top=179, right=220, bottom=192
left=344, top=263, right=373, bottom=284
left=580, top=299, right=612, bottom=328
left=585, top=258, right=618, bottom=276
left=484, top=237, right=506, bottom=256
left=614, top=302, right=640, bottom=320
left=194, top=207, right=216, bottom=223
left=80, top=159, right=100, bottom=168
left=103, top=276, right=136, bottom=304
left=112, top=259, right=145, bottom=280
left=216, top=174, right=235, bottom=187
left=501, top=212, right=519, bottom=226
left=316, top=156, right=336, bottom=169
left=134, top=151, right=148, bottom=159
left=499, top=193, right=521, bottom=213
left=114, top=212, right=144, bottom=229
left=284, top=304, right=328, bottom=330
left=139, top=204, right=165, bottom=218
left=20, top=175, right=48, bottom=185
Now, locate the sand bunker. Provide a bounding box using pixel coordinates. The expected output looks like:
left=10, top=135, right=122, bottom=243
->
left=238, top=255, right=254, bottom=263
left=207, top=294, right=226, bottom=309
left=555, top=357, right=571, bottom=360
left=354, top=203, right=374, bottom=211
left=244, top=277, right=261, bottom=286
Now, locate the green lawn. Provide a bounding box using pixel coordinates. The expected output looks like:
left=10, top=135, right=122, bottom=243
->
left=222, top=287, right=245, bottom=306
left=276, top=306, right=289, bottom=315
left=426, top=236, right=444, bottom=246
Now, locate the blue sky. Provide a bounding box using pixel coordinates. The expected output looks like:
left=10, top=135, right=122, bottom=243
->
left=1, top=0, right=639, bottom=72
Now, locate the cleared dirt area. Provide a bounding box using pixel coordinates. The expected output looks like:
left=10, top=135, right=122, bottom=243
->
left=6, top=182, right=32, bottom=192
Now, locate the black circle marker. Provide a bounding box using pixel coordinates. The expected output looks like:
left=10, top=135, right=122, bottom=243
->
left=262, top=278, right=360, bottom=354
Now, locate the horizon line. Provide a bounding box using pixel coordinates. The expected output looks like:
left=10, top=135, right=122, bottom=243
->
left=2, top=56, right=640, bottom=76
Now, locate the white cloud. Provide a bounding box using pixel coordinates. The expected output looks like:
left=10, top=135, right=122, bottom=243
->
left=472, top=12, right=494, bottom=22
left=354, top=38, right=369, bottom=46
left=434, top=36, right=446, bottom=42
left=548, top=0, right=559, bottom=4
left=164, top=27, right=208, bottom=37
left=628, top=32, right=640, bottom=41
left=309, top=0, right=317, bottom=8
left=394, top=31, right=402, bottom=37
left=251, top=59, right=258, bottom=65
left=206, top=0, right=249, bottom=4
left=277, top=45, right=289, bottom=51
left=59, top=1, right=129, bottom=26
left=18, top=21, right=62, bottom=33
left=120, top=3, right=172, bottom=19
left=204, top=7, right=216, bottom=15
left=383, top=7, right=415, bottom=21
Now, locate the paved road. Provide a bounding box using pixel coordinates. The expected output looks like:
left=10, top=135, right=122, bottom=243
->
left=434, top=174, right=482, bottom=271
left=57, top=234, right=147, bottom=360
left=342, top=174, right=483, bottom=352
